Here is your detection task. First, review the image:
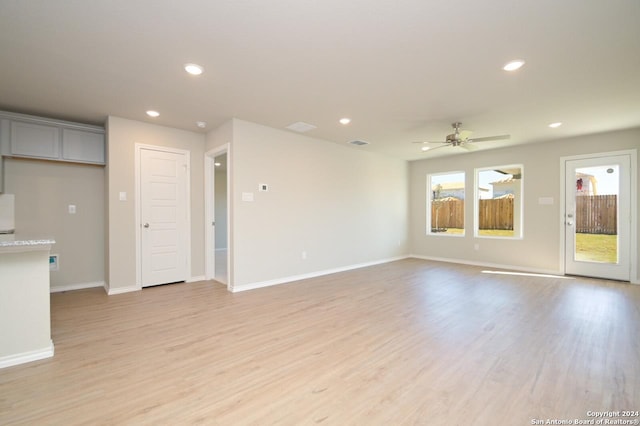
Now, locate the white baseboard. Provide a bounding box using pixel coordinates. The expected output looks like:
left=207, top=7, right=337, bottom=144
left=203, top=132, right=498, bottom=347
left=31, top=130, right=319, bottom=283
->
left=409, top=254, right=563, bottom=276
left=50, top=281, right=105, bottom=293
left=0, top=340, right=54, bottom=369
left=107, top=285, right=140, bottom=295
left=232, top=255, right=409, bottom=293
left=187, top=275, right=206, bottom=283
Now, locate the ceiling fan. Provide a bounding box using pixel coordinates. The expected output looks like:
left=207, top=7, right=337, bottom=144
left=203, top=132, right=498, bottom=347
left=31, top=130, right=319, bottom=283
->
left=413, top=122, right=510, bottom=152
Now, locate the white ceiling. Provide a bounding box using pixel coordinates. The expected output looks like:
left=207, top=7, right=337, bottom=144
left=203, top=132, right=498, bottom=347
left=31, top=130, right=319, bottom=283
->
left=1, top=0, right=639, bottom=160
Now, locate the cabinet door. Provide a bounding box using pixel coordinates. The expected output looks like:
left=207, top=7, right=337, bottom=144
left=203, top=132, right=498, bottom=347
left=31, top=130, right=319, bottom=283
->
left=62, top=128, right=105, bottom=164
left=11, top=121, right=60, bottom=159
left=0, top=118, right=10, bottom=156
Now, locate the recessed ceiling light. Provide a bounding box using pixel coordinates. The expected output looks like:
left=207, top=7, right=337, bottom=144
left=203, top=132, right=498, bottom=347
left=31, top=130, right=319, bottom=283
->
left=214, top=162, right=221, bottom=167
left=339, top=118, right=351, bottom=125
left=548, top=122, right=563, bottom=128
left=146, top=110, right=160, bottom=118
left=184, top=63, right=204, bottom=75
left=503, top=60, right=525, bottom=71
left=196, top=121, right=207, bottom=128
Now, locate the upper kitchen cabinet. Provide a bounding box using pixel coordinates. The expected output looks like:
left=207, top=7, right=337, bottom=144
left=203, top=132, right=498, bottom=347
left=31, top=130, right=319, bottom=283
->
left=61, top=128, right=104, bottom=164
left=11, top=121, right=60, bottom=159
left=0, top=111, right=105, bottom=165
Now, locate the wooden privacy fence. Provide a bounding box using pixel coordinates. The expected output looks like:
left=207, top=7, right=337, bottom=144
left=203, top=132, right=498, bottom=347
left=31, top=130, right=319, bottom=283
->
left=478, top=198, right=513, bottom=230
left=431, top=198, right=513, bottom=230
left=575, top=194, right=617, bottom=234
left=431, top=195, right=618, bottom=234
left=431, top=199, right=464, bottom=229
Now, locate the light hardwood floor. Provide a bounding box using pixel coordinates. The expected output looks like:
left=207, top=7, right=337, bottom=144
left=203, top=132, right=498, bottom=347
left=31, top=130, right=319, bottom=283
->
left=1, top=259, right=639, bottom=425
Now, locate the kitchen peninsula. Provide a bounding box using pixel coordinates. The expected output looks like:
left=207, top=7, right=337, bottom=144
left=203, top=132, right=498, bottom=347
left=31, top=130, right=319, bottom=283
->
left=0, top=238, right=55, bottom=368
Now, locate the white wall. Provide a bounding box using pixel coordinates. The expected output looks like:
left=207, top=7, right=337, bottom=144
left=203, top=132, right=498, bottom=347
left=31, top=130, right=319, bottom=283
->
left=205, top=119, right=233, bottom=152
left=5, top=158, right=105, bottom=290
left=410, top=127, right=640, bottom=282
left=105, top=116, right=205, bottom=292
left=230, top=119, right=408, bottom=290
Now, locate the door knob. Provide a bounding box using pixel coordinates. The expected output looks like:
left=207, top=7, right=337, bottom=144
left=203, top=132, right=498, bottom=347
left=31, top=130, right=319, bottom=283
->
left=567, top=221, right=573, bottom=226
left=143, top=223, right=150, bottom=228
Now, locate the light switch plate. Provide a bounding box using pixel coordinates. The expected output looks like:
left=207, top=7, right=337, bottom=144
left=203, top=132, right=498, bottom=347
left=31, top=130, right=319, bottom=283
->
left=242, top=192, right=254, bottom=202
left=119, top=192, right=127, bottom=201
left=68, top=204, right=76, bottom=214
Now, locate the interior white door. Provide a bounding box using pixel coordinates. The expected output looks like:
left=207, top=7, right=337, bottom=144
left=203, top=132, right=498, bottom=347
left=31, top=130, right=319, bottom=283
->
left=564, top=154, right=631, bottom=281
left=140, top=148, right=188, bottom=287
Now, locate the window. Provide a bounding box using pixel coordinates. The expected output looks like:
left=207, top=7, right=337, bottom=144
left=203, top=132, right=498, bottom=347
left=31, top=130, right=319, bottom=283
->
left=475, top=165, right=523, bottom=238
left=427, top=171, right=465, bottom=236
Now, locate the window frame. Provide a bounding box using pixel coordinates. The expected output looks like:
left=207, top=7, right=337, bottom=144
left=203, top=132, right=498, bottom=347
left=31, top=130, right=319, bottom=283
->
left=426, top=170, right=466, bottom=237
left=473, top=164, right=524, bottom=239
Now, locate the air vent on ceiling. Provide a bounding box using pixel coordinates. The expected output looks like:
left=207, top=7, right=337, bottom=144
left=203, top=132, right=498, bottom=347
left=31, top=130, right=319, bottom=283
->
left=285, top=121, right=317, bottom=133
left=348, top=140, right=369, bottom=146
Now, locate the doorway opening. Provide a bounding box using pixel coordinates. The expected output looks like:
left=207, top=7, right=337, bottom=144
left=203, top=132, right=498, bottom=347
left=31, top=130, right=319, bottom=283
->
left=205, top=145, right=231, bottom=289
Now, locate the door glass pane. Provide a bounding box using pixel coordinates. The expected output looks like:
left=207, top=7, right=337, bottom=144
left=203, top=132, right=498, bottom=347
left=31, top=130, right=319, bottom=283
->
left=574, top=165, right=618, bottom=263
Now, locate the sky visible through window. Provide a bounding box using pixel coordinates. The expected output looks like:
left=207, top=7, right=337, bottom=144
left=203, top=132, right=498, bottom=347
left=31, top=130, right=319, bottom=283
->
left=431, top=166, right=618, bottom=198
left=577, top=165, right=619, bottom=195
left=431, top=173, right=464, bottom=188
left=477, top=170, right=512, bottom=199
left=431, top=171, right=510, bottom=199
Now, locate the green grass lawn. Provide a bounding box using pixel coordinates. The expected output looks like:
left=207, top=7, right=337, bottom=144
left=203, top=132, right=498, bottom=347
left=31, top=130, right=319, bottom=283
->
left=438, top=227, right=464, bottom=235
left=431, top=230, right=617, bottom=263
left=432, top=228, right=514, bottom=236
left=575, top=233, right=617, bottom=263
left=477, top=229, right=515, bottom=237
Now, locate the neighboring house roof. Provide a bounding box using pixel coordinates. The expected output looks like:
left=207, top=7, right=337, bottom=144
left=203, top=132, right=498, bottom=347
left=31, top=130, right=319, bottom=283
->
left=490, top=177, right=518, bottom=185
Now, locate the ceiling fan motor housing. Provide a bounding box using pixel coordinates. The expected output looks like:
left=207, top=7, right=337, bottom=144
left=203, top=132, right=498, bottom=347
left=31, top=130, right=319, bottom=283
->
left=446, top=133, right=462, bottom=145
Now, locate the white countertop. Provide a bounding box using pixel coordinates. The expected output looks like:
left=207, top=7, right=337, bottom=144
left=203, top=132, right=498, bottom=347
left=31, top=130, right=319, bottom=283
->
left=0, top=237, right=56, bottom=254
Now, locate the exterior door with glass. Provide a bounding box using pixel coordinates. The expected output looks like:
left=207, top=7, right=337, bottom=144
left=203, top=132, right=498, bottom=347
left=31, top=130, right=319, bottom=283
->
left=564, top=154, right=631, bottom=281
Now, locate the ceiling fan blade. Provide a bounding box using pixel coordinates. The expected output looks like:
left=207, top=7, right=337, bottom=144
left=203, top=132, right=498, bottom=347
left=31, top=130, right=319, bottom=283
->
left=468, top=134, right=510, bottom=142
left=459, top=130, right=473, bottom=140
left=412, top=141, right=447, bottom=144
left=422, top=144, right=451, bottom=152
left=460, top=143, right=478, bottom=151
